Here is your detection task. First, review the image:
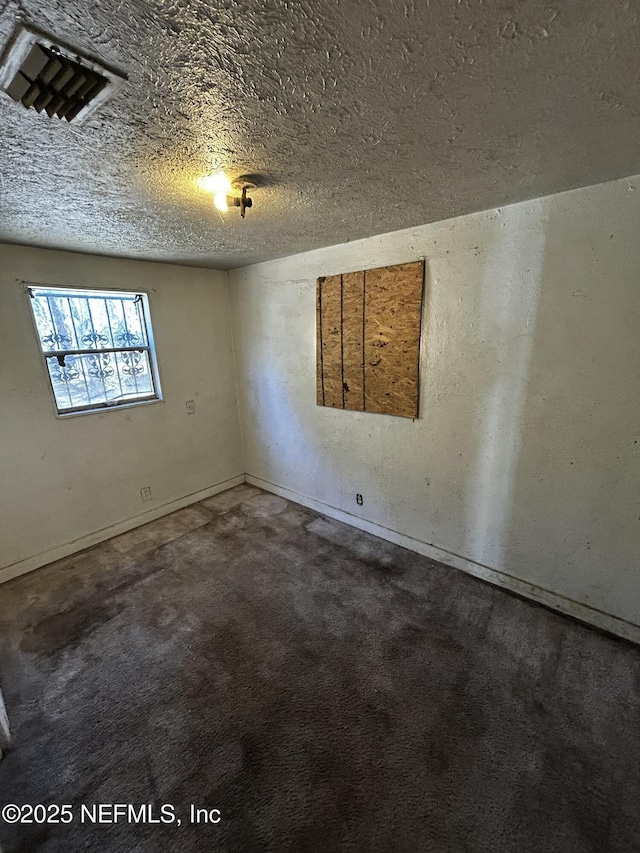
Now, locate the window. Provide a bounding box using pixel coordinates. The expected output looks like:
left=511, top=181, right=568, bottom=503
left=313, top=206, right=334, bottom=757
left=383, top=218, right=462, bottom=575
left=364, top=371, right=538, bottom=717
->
left=28, top=285, right=162, bottom=415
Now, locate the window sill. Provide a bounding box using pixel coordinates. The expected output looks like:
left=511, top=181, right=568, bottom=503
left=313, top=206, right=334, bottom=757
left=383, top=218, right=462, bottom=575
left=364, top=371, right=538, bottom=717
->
left=56, top=396, right=163, bottom=419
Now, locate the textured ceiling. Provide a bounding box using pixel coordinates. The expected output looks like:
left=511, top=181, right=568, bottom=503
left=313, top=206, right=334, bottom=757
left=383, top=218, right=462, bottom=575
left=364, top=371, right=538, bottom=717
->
left=1, top=0, right=640, bottom=270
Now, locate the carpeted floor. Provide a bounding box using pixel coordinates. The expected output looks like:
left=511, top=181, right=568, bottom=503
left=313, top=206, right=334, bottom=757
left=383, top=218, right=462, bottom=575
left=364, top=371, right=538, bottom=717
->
left=0, top=483, right=639, bottom=852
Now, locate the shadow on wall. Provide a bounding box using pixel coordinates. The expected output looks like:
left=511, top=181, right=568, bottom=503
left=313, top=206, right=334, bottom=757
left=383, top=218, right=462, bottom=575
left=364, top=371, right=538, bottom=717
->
left=459, top=183, right=640, bottom=625
left=240, top=278, right=331, bottom=498
left=505, top=185, right=640, bottom=623
left=463, top=206, right=546, bottom=570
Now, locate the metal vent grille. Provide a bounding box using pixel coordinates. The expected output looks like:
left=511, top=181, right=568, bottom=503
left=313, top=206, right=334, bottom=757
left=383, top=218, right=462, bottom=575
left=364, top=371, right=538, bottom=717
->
left=6, top=43, right=107, bottom=120
left=0, top=24, right=126, bottom=123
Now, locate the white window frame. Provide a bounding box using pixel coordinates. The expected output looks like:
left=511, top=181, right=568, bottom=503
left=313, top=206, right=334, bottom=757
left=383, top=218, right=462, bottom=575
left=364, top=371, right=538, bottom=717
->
left=26, top=282, right=163, bottom=418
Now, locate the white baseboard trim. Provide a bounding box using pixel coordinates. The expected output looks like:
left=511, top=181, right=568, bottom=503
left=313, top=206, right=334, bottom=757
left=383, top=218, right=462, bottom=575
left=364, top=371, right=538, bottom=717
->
left=247, top=475, right=640, bottom=646
left=0, top=474, right=246, bottom=586
left=4, top=470, right=638, bottom=646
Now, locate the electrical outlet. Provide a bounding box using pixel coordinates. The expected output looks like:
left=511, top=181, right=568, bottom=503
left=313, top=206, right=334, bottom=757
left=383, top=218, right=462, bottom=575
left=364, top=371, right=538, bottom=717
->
left=185, top=400, right=196, bottom=414
left=140, top=486, right=152, bottom=501
left=356, top=494, right=363, bottom=506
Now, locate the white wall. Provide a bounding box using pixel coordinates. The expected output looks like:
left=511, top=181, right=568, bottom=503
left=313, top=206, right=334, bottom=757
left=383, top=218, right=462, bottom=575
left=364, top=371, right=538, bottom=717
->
left=229, top=175, right=640, bottom=637
left=0, top=244, right=243, bottom=580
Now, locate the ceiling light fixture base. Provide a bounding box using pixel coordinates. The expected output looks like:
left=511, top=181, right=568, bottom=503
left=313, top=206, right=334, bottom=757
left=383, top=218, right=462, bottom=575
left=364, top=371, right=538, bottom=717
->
left=230, top=177, right=256, bottom=218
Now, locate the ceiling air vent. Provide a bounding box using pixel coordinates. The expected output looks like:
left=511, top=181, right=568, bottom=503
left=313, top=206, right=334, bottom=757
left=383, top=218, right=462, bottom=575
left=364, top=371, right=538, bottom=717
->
left=0, top=24, right=126, bottom=122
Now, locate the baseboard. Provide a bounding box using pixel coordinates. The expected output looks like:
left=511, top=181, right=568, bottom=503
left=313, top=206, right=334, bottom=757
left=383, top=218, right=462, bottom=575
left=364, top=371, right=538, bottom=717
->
left=4, top=469, right=638, bottom=646
left=0, top=474, right=246, bottom=586
left=246, top=475, right=640, bottom=646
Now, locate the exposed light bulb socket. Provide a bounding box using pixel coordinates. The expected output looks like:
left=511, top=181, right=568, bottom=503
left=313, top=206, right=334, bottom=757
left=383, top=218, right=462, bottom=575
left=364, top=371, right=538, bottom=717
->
left=239, top=187, right=252, bottom=219
left=213, top=185, right=253, bottom=218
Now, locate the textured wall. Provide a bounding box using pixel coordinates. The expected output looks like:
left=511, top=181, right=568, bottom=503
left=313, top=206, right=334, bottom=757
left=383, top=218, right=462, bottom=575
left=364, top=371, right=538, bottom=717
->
left=0, top=243, right=243, bottom=578
left=229, top=174, right=640, bottom=630
left=1, top=0, right=640, bottom=267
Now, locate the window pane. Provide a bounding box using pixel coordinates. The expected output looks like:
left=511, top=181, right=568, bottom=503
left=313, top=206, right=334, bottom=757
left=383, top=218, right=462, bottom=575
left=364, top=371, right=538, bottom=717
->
left=31, top=291, right=150, bottom=351
left=45, top=350, right=155, bottom=411
left=29, top=286, right=160, bottom=414
left=31, top=293, right=76, bottom=350
left=82, top=295, right=148, bottom=349
left=76, top=297, right=111, bottom=349
left=120, top=298, right=148, bottom=347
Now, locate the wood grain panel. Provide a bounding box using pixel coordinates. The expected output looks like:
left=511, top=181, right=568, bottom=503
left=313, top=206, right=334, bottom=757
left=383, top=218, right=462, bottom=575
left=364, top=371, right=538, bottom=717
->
left=363, top=261, right=423, bottom=418
left=316, top=261, right=423, bottom=418
left=316, top=279, right=324, bottom=406
left=341, top=270, right=365, bottom=411
left=318, top=275, right=343, bottom=408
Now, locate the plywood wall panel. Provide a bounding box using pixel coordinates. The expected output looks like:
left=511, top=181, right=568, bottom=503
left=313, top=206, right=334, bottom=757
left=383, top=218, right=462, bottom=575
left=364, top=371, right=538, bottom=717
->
left=316, top=281, right=324, bottom=406
left=316, top=261, right=423, bottom=418
left=363, top=262, right=423, bottom=418
left=318, top=274, right=343, bottom=408
left=341, top=270, right=365, bottom=411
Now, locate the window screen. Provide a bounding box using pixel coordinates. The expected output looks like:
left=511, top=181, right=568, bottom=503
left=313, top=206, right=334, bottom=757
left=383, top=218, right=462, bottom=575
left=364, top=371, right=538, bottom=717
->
left=28, top=285, right=161, bottom=415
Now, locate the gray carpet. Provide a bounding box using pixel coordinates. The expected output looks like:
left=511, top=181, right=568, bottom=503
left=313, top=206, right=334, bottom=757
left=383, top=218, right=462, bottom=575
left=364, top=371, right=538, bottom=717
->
left=0, top=483, right=639, bottom=852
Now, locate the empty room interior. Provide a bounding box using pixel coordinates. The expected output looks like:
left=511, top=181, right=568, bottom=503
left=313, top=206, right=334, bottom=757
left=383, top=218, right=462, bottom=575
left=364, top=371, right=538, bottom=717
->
left=1, top=0, right=639, bottom=851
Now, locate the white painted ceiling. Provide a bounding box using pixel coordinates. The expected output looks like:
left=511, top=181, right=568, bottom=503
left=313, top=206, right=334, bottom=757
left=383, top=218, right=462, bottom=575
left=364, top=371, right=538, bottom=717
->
left=1, top=0, right=639, bottom=269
